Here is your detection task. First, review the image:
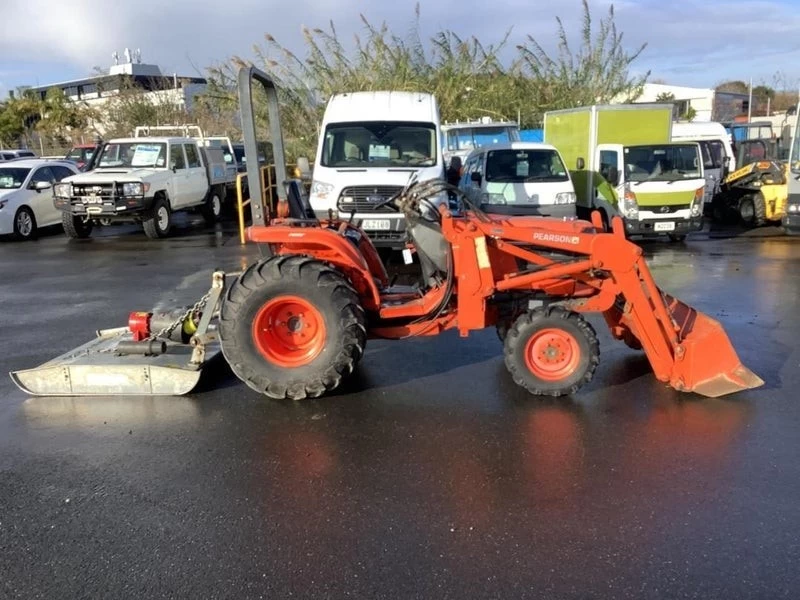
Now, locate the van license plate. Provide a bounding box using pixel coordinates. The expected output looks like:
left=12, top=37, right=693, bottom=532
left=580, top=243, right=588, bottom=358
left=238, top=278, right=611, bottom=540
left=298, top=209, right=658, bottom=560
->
left=362, top=219, right=391, bottom=231
left=654, top=221, right=675, bottom=232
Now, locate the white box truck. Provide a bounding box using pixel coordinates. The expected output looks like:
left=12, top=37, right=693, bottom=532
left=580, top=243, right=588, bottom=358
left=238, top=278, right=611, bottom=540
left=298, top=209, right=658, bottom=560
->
left=544, top=104, right=706, bottom=241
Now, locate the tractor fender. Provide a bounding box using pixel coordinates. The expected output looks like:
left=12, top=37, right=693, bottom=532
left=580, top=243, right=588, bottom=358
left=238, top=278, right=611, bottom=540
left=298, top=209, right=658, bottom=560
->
left=246, top=224, right=382, bottom=312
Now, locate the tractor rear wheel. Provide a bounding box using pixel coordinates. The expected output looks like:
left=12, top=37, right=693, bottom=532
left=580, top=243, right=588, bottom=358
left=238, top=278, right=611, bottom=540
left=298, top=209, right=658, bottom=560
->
left=504, top=306, right=599, bottom=397
left=219, top=255, right=367, bottom=400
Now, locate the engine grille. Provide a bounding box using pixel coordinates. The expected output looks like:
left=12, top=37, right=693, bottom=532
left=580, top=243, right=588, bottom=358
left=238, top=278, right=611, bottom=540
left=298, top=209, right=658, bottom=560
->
left=71, top=183, right=117, bottom=198
left=646, top=204, right=690, bottom=214
left=337, top=185, right=403, bottom=213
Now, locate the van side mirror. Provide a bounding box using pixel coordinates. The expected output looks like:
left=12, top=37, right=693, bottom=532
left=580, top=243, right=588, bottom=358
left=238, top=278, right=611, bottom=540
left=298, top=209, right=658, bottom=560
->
left=607, top=166, right=620, bottom=186
left=470, top=171, right=482, bottom=183
left=576, top=157, right=585, bottom=170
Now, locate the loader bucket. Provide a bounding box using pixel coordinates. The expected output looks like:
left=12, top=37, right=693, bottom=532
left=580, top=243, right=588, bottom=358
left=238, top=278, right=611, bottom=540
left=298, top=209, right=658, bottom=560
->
left=663, top=294, right=764, bottom=398
left=10, top=330, right=219, bottom=397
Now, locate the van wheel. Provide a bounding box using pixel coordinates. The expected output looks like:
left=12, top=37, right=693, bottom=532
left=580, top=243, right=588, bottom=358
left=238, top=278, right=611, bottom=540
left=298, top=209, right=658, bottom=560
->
left=143, top=196, right=172, bottom=239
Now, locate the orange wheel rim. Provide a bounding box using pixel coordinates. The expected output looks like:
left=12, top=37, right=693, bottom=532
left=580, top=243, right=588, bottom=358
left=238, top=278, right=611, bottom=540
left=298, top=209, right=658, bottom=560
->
left=252, top=295, right=326, bottom=368
left=524, top=328, right=581, bottom=382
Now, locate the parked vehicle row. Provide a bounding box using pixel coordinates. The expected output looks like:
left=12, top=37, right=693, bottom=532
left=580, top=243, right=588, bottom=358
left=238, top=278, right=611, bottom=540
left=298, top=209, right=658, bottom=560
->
left=4, top=93, right=798, bottom=245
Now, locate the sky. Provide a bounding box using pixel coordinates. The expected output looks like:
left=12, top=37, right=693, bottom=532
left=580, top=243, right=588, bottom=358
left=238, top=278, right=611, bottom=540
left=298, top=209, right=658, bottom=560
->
left=2, top=0, right=800, bottom=97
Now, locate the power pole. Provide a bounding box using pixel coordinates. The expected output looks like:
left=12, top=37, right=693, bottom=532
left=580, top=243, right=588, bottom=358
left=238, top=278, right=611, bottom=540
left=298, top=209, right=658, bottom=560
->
left=747, top=78, right=753, bottom=123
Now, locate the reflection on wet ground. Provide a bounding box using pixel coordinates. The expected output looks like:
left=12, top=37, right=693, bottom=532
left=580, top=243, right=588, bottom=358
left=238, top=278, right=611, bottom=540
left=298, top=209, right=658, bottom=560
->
left=1, top=227, right=800, bottom=597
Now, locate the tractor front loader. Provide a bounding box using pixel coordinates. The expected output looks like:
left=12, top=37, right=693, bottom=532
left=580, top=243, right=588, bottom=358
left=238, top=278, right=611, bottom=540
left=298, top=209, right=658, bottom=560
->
left=10, top=67, right=763, bottom=401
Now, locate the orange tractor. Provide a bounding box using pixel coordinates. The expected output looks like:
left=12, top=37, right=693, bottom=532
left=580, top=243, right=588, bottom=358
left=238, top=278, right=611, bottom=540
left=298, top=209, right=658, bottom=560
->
left=10, top=68, right=763, bottom=400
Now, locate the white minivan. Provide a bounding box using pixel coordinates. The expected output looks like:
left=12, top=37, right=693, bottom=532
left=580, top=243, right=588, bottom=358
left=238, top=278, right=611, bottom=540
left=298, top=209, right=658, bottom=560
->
left=458, top=142, right=577, bottom=217
left=308, top=91, right=445, bottom=249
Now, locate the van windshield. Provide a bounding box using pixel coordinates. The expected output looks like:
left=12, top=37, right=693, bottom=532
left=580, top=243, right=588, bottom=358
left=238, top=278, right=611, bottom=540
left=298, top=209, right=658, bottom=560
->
left=624, top=144, right=702, bottom=182
left=485, top=149, right=569, bottom=183
left=321, top=121, right=437, bottom=167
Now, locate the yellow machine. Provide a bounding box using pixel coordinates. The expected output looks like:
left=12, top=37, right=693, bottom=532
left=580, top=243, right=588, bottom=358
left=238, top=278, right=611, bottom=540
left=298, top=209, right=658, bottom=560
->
left=712, top=160, right=787, bottom=227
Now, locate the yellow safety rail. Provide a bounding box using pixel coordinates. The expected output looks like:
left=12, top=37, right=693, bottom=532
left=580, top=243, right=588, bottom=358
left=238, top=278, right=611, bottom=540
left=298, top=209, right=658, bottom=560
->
left=236, top=163, right=313, bottom=245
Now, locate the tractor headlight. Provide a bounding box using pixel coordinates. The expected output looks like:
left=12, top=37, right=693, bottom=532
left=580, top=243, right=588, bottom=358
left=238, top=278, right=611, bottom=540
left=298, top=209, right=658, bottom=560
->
left=690, top=187, right=704, bottom=217
left=555, top=192, right=576, bottom=205
left=122, top=182, right=147, bottom=196
left=310, top=180, right=334, bottom=199
left=622, top=189, right=639, bottom=219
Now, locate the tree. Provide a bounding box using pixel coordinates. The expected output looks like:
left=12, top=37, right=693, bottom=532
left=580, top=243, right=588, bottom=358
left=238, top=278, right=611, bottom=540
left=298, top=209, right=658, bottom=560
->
left=513, top=0, right=649, bottom=111
left=101, top=77, right=188, bottom=138
left=203, top=1, right=649, bottom=159
left=716, top=80, right=749, bottom=94
left=0, top=89, right=43, bottom=147
left=36, top=87, right=98, bottom=144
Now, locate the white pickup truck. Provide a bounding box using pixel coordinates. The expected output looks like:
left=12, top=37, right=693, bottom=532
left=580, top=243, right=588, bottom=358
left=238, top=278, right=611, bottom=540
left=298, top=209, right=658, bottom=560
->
left=53, top=136, right=227, bottom=239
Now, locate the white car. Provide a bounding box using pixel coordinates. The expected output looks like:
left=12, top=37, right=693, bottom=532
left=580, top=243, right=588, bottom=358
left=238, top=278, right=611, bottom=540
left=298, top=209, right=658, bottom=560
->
left=0, top=159, right=80, bottom=240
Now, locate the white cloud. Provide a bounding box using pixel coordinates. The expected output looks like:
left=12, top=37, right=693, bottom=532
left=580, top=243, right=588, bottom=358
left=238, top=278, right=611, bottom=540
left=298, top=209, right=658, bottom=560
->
left=2, top=0, right=800, bottom=89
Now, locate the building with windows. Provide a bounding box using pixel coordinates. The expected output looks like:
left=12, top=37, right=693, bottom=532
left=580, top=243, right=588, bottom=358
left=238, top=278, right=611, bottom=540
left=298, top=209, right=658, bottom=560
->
left=19, top=49, right=207, bottom=114
left=626, top=83, right=754, bottom=123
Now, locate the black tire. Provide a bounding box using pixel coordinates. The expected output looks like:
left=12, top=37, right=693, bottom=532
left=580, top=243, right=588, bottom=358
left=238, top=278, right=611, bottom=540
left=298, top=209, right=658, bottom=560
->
left=739, top=194, right=767, bottom=228
left=12, top=206, right=37, bottom=241
left=504, top=306, right=599, bottom=397
left=143, top=195, right=171, bottom=239
left=218, top=255, right=367, bottom=400
left=201, top=188, right=223, bottom=225
left=496, top=321, right=510, bottom=342
left=667, top=233, right=687, bottom=243
left=62, top=212, right=93, bottom=239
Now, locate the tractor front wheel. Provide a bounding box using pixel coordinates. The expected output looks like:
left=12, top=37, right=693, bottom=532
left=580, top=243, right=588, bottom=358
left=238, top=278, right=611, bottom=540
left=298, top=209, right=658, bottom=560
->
left=504, top=306, right=599, bottom=397
left=218, top=255, right=367, bottom=400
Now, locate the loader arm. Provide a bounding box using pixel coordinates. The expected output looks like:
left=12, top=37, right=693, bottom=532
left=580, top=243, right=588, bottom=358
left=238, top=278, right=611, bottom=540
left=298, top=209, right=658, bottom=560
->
left=441, top=211, right=762, bottom=397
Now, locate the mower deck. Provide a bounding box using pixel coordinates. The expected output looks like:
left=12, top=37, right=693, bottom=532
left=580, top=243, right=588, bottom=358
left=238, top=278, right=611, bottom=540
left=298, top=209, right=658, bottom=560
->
left=10, top=328, right=221, bottom=397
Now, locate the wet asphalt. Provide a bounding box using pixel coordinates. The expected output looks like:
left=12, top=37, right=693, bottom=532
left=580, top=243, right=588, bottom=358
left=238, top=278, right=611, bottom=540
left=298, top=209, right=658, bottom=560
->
left=1, top=216, right=799, bottom=599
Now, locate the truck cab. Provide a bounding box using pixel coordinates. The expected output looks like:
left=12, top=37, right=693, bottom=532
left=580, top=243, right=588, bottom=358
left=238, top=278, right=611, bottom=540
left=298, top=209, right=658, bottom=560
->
left=594, top=142, right=705, bottom=238
left=545, top=104, right=706, bottom=241
left=308, top=91, right=445, bottom=249
left=671, top=121, right=735, bottom=209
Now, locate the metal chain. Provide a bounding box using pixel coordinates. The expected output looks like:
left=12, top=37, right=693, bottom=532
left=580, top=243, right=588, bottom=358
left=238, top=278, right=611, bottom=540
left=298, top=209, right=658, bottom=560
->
left=147, top=291, right=212, bottom=342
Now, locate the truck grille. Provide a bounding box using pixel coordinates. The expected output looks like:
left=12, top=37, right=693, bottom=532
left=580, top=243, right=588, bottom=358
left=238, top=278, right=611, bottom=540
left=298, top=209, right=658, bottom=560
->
left=648, top=204, right=690, bottom=214
left=337, top=186, right=403, bottom=213
left=71, top=183, right=117, bottom=198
